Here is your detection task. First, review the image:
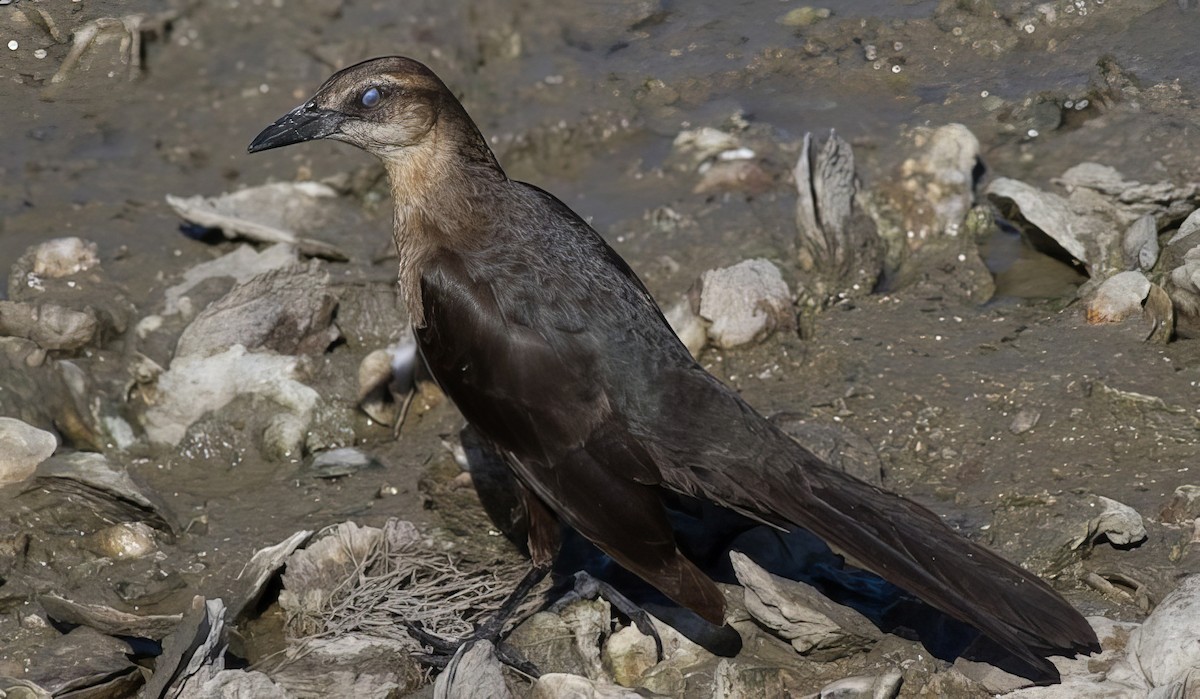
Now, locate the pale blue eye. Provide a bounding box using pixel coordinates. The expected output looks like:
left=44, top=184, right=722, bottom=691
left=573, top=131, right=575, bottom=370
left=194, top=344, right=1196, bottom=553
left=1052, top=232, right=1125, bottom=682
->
left=361, top=87, right=381, bottom=108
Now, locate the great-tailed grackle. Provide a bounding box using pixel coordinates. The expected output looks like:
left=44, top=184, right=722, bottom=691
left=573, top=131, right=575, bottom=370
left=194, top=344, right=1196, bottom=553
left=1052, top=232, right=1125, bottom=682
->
left=249, top=56, right=1100, bottom=680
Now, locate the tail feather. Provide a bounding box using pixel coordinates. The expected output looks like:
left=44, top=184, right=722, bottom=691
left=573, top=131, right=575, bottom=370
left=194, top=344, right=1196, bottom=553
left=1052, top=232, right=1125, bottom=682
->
left=765, top=451, right=1100, bottom=675
left=645, top=369, right=1098, bottom=677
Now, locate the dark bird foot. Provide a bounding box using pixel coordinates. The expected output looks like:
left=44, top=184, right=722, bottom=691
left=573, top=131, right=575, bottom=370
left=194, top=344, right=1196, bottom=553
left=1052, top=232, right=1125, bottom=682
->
left=550, top=571, right=665, bottom=660
left=404, top=621, right=540, bottom=676
left=404, top=564, right=551, bottom=676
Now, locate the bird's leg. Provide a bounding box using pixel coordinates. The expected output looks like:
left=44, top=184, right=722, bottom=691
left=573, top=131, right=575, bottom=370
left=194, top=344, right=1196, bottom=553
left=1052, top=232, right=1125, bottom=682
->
left=549, top=571, right=665, bottom=660
left=390, top=387, right=416, bottom=438
left=404, top=563, right=551, bottom=674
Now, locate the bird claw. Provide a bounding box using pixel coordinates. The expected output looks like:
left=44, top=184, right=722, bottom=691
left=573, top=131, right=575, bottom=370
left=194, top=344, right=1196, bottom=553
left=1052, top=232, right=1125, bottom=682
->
left=404, top=620, right=540, bottom=677
left=551, top=571, right=666, bottom=661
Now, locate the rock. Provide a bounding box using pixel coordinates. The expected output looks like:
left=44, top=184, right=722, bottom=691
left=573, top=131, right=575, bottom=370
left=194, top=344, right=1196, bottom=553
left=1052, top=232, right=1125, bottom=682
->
left=88, top=521, right=157, bottom=559
left=865, top=123, right=980, bottom=282
left=30, top=451, right=176, bottom=535
left=331, top=280, right=409, bottom=348
left=163, top=243, right=300, bottom=317
left=0, top=678, right=52, bottom=698
left=1174, top=208, right=1200, bottom=243
left=530, top=673, right=645, bottom=699
left=38, top=593, right=182, bottom=640
left=166, top=182, right=349, bottom=260
left=1122, top=215, right=1159, bottom=271
left=1159, top=485, right=1200, bottom=525
left=432, top=640, right=511, bottom=699
left=1165, top=234, right=1200, bottom=329
left=1055, top=162, right=1199, bottom=211
left=7, top=236, right=134, bottom=346
left=1129, top=575, right=1200, bottom=688
left=0, top=417, right=56, bottom=486
left=177, top=670, right=289, bottom=699
left=0, top=300, right=99, bottom=351
left=730, top=551, right=882, bottom=659
left=664, top=297, right=708, bottom=357
left=987, top=177, right=1122, bottom=276
left=1055, top=162, right=1131, bottom=196
left=1009, top=408, right=1041, bottom=434
left=813, top=670, right=902, bottom=698
left=1070, top=495, right=1147, bottom=551
left=637, top=615, right=722, bottom=696
left=269, top=634, right=423, bottom=699
left=777, top=6, right=830, bottom=27
left=602, top=624, right=658, bottom=686
left=22, top=626, right=137, bottom=696
left=695, top=159, right=774, bottom=196
left=279, top=521, right=400, bottom=636
left=226, top=530, right=312, bottom=621
left=174, top=263, right=339, bottom=359
left=0, top=336, right=46, bottom=367
left=141, top=596, right=227, bottom=698
left=794, top=131, right=882, bottom=301
left=558, top=598, right=613, bottom=681
left=305, top=447, right=383, bottom=479
left=698, top=259, right=792, bottom=349
left=142, top=344, right=320, bottom=451
left=902, top=124, right=980, bottom=239
left=508, top=611, right=595, bottom=678
left=672, top=127, right=743, bottom=168
left=278, top=519, right=522, bottom=656
left=1085, top=271, right=1150, bottom=323
left=1084, top=271, right=1174, bottom=342
left=28, top=237, right=100, bottom=278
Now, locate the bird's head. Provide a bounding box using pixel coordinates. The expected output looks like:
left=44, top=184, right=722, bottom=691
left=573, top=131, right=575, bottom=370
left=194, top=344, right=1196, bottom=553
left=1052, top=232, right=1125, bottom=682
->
left=248, top=56, right=469, bottom=163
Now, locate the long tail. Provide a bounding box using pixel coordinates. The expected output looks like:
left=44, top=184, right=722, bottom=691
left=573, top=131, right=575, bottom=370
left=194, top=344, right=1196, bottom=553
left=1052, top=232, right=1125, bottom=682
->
left=648, top=369, right=1099, bottom=679
left=758, top=443, right=1098, bottom=678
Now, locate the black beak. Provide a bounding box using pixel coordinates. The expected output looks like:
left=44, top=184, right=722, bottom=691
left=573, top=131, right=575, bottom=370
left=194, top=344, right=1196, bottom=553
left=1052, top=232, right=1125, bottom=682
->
left=247, top=103, right=346, bottom=153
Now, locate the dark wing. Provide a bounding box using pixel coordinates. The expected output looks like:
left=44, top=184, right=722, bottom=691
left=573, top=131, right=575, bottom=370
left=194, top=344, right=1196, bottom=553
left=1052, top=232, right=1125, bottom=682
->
left=634, top=364, right=1099, bottom=678
left=416, top=248, right=725, bottom=623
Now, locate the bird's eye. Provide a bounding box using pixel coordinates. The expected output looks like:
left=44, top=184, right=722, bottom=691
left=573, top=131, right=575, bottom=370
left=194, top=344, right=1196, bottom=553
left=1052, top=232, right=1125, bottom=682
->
left=360, top=87, right=381, bottom=108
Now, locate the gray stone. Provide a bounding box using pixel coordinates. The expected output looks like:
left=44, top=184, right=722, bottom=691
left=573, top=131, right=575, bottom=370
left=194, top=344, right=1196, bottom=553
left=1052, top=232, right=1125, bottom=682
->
left=174, top=263, right=338, bottom=359
left=28, top=237, right=100, bottom=278
left=0, top=417, right=56, bottom=486
left=143, top=345, right=319, bottom=450
left=602, top=624, right=658, bottom=687
left=814, top=670, right=902, bottom=698
left=730, top=551, right=882, bottom=659
left=433, top=640, right=511, bottom=699
left=1070, top=495, right=1147, bottom=550
left=698, top=259, right=792, bottom=349
left=163, top=243, right=300, bottom=317
left=530, top=673, right=646, bottom=699
left=1130, top=575, right=1200, bottom=688
left=166, top=182, right=348, bottom=260
left=1122, top=215, right=1159, bottom=271
left=1159, top=485, right=1200, bottom=525
left=0, top=300, right=98, bottom=351
left=508, top=611, right=594, bottom=678
left=1085, top=271, right=1151, bottom=324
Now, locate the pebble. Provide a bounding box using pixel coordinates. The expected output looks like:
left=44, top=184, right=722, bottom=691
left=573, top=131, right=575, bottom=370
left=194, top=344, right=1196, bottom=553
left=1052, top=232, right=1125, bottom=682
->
left=91, top=522, right=157, bottom=559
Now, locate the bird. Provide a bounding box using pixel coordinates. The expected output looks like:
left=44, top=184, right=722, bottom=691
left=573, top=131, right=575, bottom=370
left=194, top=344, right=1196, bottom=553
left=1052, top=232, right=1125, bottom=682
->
left=249, top=56, right=1100, bottom=680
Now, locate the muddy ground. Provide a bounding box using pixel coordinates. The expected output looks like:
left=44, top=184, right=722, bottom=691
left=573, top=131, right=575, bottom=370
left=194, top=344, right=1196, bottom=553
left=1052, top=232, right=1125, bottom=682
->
left=2, top=0, right=1200, bottom=696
